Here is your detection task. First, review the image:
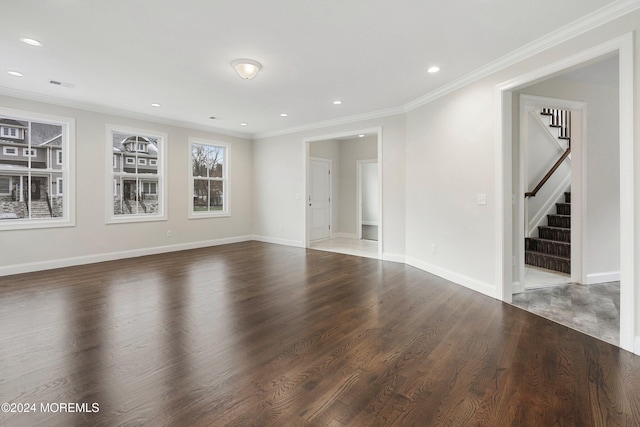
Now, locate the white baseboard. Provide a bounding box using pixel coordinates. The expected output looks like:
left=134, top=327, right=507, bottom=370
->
left=586, top=271, right=620, bottom=285
left=512, top=281, right=525, bottom=294
left=382, top=253, right=405, bottom=263
left=0, top=235, right=254, bottom=277
left=251, top=235, right=305, bottom=248
left=405, top=256, right=497, bottom=298
left=362, top=221, right=379, bottom=226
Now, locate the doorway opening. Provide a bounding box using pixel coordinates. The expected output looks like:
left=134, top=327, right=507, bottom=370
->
left=497, top=34, right=634, bottom=352
left=304, top=128, right=382, bottom=259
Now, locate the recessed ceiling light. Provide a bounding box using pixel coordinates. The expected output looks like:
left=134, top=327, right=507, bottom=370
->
left=280, top=113, right=288, bottom=117
left=358, top=134, right=365, bottom=138
left=333, top=100, right=343, bottom=105
left=8, top=70, right=23, bottom=77
left=151, top=103, right=161, bottom=107
left=427, top=66, right=440, bottom=74
left=240, top=123, right=248, bottom=126
left=20, top=38, right=42, bottom=47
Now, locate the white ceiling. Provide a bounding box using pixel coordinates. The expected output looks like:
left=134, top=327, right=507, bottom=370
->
left=0, top=0, right=619, bottom=137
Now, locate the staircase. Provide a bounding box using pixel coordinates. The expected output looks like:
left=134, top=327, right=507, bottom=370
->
left=29, top=200, right=52, bottom=218
left=525, top=191, right=571, bottom=274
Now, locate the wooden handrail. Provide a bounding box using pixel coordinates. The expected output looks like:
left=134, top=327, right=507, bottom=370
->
left=525, top=147, right=571, bottom=198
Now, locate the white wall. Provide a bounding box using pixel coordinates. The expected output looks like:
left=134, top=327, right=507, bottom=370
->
left=253, top=114, right=405, bottom=259
left=362, top=162, right=378, bottom=225
left=0, top=95, right=254, bottom=274
left=517, top=56, right=620, bottom=280
left=338, top=136, right=377, bottom=235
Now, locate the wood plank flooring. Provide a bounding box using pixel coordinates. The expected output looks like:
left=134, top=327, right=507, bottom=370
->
left=1, top=241, right=639, bottom=426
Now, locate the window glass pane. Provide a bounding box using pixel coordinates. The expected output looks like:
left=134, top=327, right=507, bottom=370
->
left=192, top=144, right=208, bottom=177
left=209, top=180, right=223, bottom=211
left=208, top=146, right=224, bottom=178
left=111, top=130, right=162, bottom=218
left=0, top=116, right=66, bottom=221
left=193, top=178, right=209, bottom=212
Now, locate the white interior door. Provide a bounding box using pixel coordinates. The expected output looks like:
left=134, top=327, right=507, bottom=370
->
left=309, top=158, right=331, bottom=241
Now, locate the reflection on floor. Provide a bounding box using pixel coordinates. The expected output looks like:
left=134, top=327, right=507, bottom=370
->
left=512, top=280, right=620, bottom=346
left=362, top=225, right=378, bottom=241
left=310, top=237, right=378, bottom=259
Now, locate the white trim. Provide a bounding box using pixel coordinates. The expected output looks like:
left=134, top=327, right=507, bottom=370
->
left=3, top=146, right=18, bottom=156
left=303, top=127, right=383, bottom=260
left=382, top=253, right=405, bottom=263
left=0, top=86, right=250, bottom=139
left=252, top=1, right=640, bottom=140
left=251, top=235, right=305, bottom=248
left=105, top=124, right=168, bottom=224
left=0, top=235, right=254, bottom=277
left=586, top=271, right=621, bottom=285
left=496, top=32, right=635, bottom=353
left=0, top=107, right=75, bottom=231
left=362, top=221, right=378, bottom=226
left=406, top=256, right=497, bottom=298
left=187, top=138, right=230, bottom=219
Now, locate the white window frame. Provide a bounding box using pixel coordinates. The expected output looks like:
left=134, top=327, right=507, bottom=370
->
left=56, top=177, right=63, bottom=195
left=149, top=159, right=157, bottom=166
left=138, top=158, right=147, bottom=165
left=125, top=157, right=135, bottom=165
left=188, top=138, right=230, bottom=219
left=56, top=149, right=63, bottom=165
left=3, top=146, right=18, bottom=156
left=23, top=148, right=37, bottom=157
left=1, top=127, right=22, bottom=138
left=106, top=124, right=167, bottom=224
left=0, top=108, right=76, bottom=231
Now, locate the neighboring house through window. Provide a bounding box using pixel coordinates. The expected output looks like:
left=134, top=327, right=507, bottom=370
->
left=107, top=125, right=166, bottom=222
left=0, top=110, right=75, bottom=229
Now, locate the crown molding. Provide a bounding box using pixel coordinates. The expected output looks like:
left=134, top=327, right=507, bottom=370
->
left=252, top=106, right=404, bottom=140
left=403, top=0, right=640, bottom=112
left=0, top=86, right=252, bottom=140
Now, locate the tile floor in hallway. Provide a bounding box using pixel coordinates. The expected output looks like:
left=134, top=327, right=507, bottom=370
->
left=309, top=237, right=379, bottom=259
left=511, top=279, right=620, bottom=346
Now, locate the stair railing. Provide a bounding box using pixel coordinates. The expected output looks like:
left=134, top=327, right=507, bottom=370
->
left=525, top=147, right=571, bottom=198
left=525, top=108, right=571, bottom=199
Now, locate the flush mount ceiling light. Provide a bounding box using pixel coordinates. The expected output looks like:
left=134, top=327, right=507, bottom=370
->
left=151, top=103, right=161, bottom=107
left=333, top=100, right=343, bottom=105
left=231, top=59, right=262, bottom=80
left=20, top=37, right=42, bottom=47
left=427, top=66, right=440, bottom=74
left=8, top=70, right=23, bottom=77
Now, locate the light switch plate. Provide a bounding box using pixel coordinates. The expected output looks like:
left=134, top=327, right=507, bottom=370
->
left=477, top=194, right=487, bottom=205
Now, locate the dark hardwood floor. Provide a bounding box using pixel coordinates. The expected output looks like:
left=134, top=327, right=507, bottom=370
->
left=1, top=241, right=640, bottom=426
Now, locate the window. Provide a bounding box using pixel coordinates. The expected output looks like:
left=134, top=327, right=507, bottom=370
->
left=23, top=148, right=37, bottom=157
left=106, top=125, right=166, bottom=223
left=149, top=159, right=157, bottom=166
left=189, top=138, right=229, bottom=217
left=3, top=147, right=18, bottom=156
left=0, top=176, right=10, bottom=195
left=0, top=109, right=75, bottom=230
left=1, top=127, right=22, bottom=138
